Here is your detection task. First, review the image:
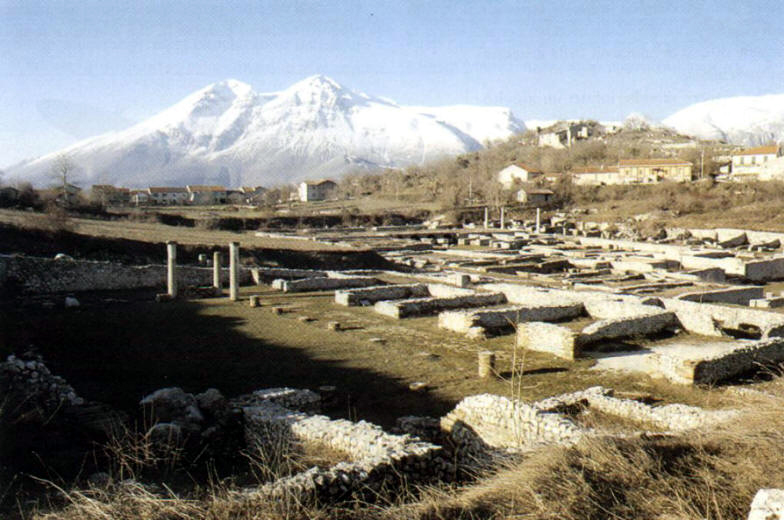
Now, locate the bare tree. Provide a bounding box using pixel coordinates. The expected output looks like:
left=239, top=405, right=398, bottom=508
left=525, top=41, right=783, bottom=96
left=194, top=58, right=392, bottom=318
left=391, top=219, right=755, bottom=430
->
left=51, top=154, right=77, bottom=206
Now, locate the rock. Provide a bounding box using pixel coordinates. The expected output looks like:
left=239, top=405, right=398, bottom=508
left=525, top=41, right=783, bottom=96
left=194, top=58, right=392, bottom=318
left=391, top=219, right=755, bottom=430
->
left=54, top=253, right=74, bottom=261
left=64, top=296, right=80, bottom=308
left=749, top=488, right=784, bottom=520
left=409, top=382, right=428, bottom=392
left=148, top=422, right=183, bottom=448
left=140, top=387, right=204, bottom=430
left=195, top=388, right=228, bottom=419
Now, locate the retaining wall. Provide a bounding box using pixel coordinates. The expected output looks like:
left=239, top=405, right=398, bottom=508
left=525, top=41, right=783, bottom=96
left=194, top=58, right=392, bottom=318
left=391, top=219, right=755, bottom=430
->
left=0, top=254, right=251, bottom=294
left=438, top=303, right=584, bottom=336
left=335, top=284, right=429, bottom=306
left=677, top=286, right=764, bottom=305
left=517, top=322, right=581, bottom=360
left=659, top=297, right=784, bottom=338
left=374, top=292, right=507, bottom=319
left=579, top=311, right=678, bottom=345
left=656, top=337, right=784, bottom=384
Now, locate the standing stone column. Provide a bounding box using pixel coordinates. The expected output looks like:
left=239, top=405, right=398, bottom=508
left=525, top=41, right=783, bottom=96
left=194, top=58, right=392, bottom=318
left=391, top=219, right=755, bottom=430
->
left=500, top=207, right=505, bottom=230
left=213, top=251, right=222, bottom=290
left=484, top=207, right=489, bottom=229
left=229, top=242, right=240, bottom=301
left=166, top=241, right=177, bottom=298
left=478, top=351, right=496, bottom=379
left=535, top=208, right=541, bottom=234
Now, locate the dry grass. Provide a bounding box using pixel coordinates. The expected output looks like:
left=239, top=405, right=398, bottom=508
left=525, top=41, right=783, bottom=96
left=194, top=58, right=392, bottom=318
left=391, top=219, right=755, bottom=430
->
left=27, top=388, right=784, bottom=520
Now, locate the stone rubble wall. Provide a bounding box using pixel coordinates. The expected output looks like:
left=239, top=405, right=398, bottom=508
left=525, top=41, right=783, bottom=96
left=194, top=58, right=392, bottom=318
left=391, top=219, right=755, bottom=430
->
left=438, top=303, right=585, bottom=335
left=243, top=400, right=450, bottom=502
left=0, top=254, right=251, bottom=294
left=426, top=283, right=476, bottom=298
left=659, top=297, right=784, bottom=338
left=656, top=337, right=784, bottom=385
left=1, top=354, right=85, bottom=411
left=440, top=393, right=586, bottom=455
left=272, top=276, right=381, bottom=293
left=677, top=286, right=764, bottom=305
left=335, top=284, right=430, bottom=306
left=374, top=292, right=507, bottom=319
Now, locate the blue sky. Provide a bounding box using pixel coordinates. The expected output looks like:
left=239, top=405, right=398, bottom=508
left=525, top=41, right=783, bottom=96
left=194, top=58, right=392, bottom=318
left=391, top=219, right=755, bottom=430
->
left=2, top=0, right=783, bottom=166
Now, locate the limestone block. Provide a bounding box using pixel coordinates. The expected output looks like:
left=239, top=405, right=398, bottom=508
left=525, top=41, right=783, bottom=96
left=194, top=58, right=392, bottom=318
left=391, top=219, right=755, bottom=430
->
left=748, top=489, right=784, bottom=520
left=375, top=292, right=507, bottom=319
left=517, top=322, right=580, bottom=360
left=438, top=303, right=585, bottom=335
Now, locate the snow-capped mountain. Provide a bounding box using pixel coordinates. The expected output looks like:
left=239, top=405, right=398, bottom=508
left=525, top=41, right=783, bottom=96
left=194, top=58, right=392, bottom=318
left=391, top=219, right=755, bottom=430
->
left=4, top=75, right=525, bottom=188
left=664, top=94, right=784, bottom=146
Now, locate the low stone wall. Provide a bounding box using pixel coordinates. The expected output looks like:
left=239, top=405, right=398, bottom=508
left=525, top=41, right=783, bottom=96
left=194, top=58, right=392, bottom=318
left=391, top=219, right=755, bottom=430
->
left=243, top=400, right=450, bottom=502
left=0, top=254, right=251, bottom=294
left=438, top=303, right=585, bottom=336
left=579, top=311, right=678, bottom=345
left=580, top=389, right=737, bottom=430
left=582, top=299, right=664, bottom=320
left=335, top=284, right=429, bottom=306
left=250, top=267, right=327, bottom=284
left=677, top=286, right=764, bottom=305
left=659, top=297, right=784, bottom=338
left=656, top=337, right=784, bottom=384
left=272, top=276, right=381, bottom=293
left=440, top=393, right=585, bottom=455
left=374, top=292, right=507, bottom=319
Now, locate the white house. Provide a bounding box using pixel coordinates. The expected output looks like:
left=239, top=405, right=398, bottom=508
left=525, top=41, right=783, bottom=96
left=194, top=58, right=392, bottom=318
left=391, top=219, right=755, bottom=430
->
left=731, top=145, right=782, bottom=179
left=147, top=187, right=189, bottom=205
left=186, top=185, right=228, bottom=205
left=571, top=167, right=622, bottom=186
left=299, top=179, right=337, bottom=202
left=497, top=164, right=542, bottom=189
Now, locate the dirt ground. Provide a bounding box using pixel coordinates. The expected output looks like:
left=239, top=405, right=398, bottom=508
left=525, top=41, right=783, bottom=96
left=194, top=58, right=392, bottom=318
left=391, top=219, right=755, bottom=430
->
left=2, top=283, right=732, bottom=431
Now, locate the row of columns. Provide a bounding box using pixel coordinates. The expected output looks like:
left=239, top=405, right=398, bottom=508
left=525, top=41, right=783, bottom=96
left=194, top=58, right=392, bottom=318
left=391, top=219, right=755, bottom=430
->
left=481, top=206, right=540, bottom=233
left=166, top=241, right=241, bottom=301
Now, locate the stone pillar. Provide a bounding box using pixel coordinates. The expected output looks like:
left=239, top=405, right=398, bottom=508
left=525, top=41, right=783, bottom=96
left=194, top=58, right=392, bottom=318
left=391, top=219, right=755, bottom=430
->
left=484, top=207, right=489, bottom=229
left=212, top=251, right=222, bottom=290
left=500, top=207, right=505, bottom=229
left=478, top=350, right=496, bottom=379
left=535, top=208, right=541, bottom=234
left=229, top=242, right=240, bottom=301
left=166, top=241, right=177, bottom=298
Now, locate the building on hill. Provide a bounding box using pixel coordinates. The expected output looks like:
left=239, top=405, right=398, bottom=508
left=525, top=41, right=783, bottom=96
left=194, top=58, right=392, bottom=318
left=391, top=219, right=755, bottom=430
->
left=91, top=185, right=130, bottom=205
left=571, top=167, right=622, bottom=186
left=147, top=186, right=188, bottom=205
left=537, top=121, right=601, bottom=149
left=497, top=164, right=543, bottom=188
left=617, top=158, right=693, bottom=183
left=186, top=185, right=228, bottom=205
left=299, top=179, right=337, bottom=202
left=731, top=145, right=782, bottom=180
left=516, top=186, right=554, bottom=206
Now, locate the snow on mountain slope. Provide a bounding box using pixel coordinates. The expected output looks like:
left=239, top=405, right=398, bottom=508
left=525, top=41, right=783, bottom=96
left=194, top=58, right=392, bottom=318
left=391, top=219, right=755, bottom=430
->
left=664, top=94, right=784, bottom=146
left=5, top=75, right=525, bottom=188
left=409, top=105, right=525, bottom=144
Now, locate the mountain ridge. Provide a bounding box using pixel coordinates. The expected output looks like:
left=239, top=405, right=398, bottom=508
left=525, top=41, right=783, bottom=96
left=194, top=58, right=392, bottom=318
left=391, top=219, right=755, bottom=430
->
left=5, top=75, right=526, bottom=188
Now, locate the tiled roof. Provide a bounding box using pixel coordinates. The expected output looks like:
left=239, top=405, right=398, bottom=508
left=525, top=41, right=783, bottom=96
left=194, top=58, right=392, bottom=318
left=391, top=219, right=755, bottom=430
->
left=619, top=158, right=692, bottom=167
left=732, top=145, right=779, bottom=156
left=148, top=187, right=188, bottom=193
left=186, top=185, right=227, bottom=192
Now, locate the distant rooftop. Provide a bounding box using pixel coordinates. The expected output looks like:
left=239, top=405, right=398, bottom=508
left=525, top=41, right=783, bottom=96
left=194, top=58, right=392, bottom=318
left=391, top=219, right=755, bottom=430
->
left=733, top=145, right=779, bottom=156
